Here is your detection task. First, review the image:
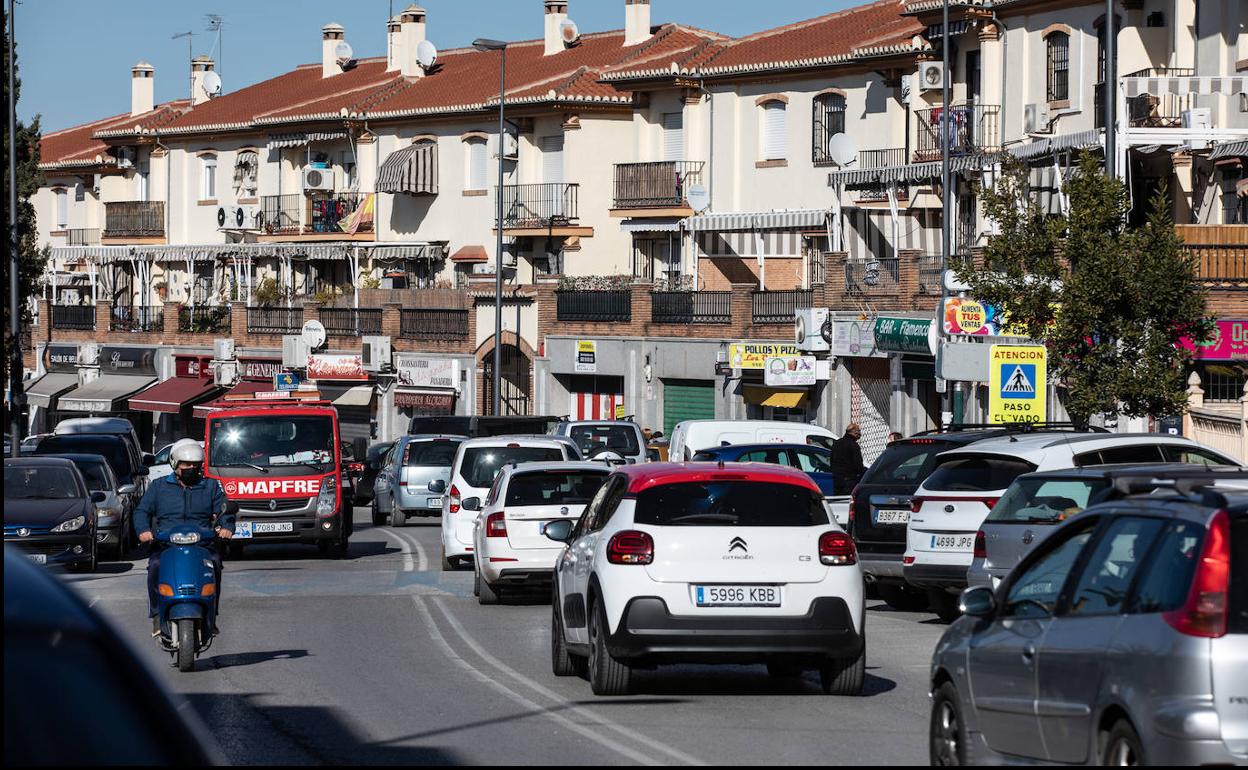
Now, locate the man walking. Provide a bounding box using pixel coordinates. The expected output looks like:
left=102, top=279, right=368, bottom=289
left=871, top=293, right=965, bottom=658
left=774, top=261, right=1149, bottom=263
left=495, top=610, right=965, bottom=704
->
left=829, top=422, right=866, bottom=495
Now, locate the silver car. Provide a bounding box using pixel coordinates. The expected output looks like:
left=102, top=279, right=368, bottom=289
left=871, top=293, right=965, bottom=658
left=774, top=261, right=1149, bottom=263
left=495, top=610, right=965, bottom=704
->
left=372, top=436, right=463, bottom=527
left=930, top=472, right=1247, bottom=765
left=549, top=420, right=646, bottom=464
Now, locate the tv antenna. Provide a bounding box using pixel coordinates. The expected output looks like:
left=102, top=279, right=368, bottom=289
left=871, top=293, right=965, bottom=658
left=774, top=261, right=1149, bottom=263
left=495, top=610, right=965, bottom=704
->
left=205, top=14, right=225, bottom=84
left=172, top=31, right=194, bottom=102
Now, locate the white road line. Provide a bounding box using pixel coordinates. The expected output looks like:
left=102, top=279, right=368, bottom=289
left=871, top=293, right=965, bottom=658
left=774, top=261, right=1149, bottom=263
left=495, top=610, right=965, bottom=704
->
left=394, top=528, right=430, bottom=572
left=378, top=528, right=415, bottom=572
left=427, top=596, right=708, bottom=767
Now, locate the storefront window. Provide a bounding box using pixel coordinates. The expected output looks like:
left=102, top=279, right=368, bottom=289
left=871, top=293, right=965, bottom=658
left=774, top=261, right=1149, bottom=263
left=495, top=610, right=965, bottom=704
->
left=1203, top=364, right=1247, bottom=402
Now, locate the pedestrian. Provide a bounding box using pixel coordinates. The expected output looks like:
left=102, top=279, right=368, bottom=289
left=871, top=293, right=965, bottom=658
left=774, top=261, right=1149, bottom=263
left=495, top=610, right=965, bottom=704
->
left=829, top=423, right=866, bottom=495
left=888, top=431, right=903, bottom=444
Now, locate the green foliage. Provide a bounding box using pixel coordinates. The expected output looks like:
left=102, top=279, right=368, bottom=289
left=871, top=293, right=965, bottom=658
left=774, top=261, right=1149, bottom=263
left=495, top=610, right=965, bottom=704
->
left=556, top=274, right=633, bottom=291
left=957, top=153, right=1211, bottom=423
left=252, top=276, right=289, bottom=307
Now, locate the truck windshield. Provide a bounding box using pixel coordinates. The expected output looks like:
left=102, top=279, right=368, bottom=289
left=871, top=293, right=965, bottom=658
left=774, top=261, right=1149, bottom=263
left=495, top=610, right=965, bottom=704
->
left=209, top=415, right=335, bottom=470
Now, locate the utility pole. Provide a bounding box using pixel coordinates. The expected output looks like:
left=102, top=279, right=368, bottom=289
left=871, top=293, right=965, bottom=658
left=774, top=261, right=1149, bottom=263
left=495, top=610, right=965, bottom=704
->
left=1103, top=0, right=1116, bottom=177
left=938, top=0, right=953, bottom=428
left=474, top=38, right=508, bottom=416
left=8, top=0, right=22, bottom=455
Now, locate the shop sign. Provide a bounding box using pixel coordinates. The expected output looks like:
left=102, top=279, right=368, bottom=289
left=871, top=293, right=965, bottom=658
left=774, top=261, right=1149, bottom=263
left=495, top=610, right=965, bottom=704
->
left=989, top=345, right=1047, bottom=424
left=274, top=372, right=300, bottom=391
left=394, top=390, right=456, bottom=413
left=1180, top=319, right=1248, bottom=361
left=874, top=317, right=936, bottom=355
left=830, top=320, right=885, bottom=358
left=45, top=344, right=80, bottom=373
left=942, top=297, right=1040, bottom=337
left=307, top=354, right=367, bottom=381
left=575, top=340, right=597, bottom=373
left=175, top=356, right=214, bottom=380
left=240, top=358, right=283, bottom=381
left=764, top=356, right=817, bottom=387
left=728, top=343, right=801, bottom=370
left=396, top=355, right=459, bottom=390
left=100, top=346, right=157, bottom=377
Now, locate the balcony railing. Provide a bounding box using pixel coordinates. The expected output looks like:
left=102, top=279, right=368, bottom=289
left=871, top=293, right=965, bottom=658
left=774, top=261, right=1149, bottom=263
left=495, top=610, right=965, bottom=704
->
left=246, top=306, right=303, bottom=335
left=651, top=291, right=732, bottom=324
left=859, top=148, right=907, bottom=169
left=915, top=104, right=1000, bottom=161
left=103, top=201, right=164, bottom=238
left=751, top=289, right=813, bottom=325
left=66, top=228, right=100, bottom=246
left=110, top=305, right=160, bottom=333
left=51, top=304, right=95, bottom=331
left=556, top=290, right=631, bottom=322
left=613, top=161, right=705, bottom=209
left=260, top=194, right=303, bottom=234
left=259, top=192, right=374, bottom=235
left=399, top=308, right=471, bottom=340
left=918, top=255, right=944, bottom=296
left=1124, top=68, right=1196, bottom=128
left=179, top=305, right=231, bottom=334
left=501, top=183, right=579, bottom=228
left=321, top=308, right=382, bottom=336
left=1178, top=225, right=1248, bottom=286
left=845, top=258, right=902, bottom=296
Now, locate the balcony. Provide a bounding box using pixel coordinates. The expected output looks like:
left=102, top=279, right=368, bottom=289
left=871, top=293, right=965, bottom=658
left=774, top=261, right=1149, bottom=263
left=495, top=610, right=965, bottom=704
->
left=845, top=258, right=902, bottom=296
left=246, top=306, right=303, bottom=335
left=66, top=228, right=100, bottom=246
left=500, top=183, right=580, bottom=232
left=400, top=308, right=471, bottom=340
left=51, top=304, right=95, bottom=331
left=751, top=289, right=813, bottom=325
left=1124, top=68, right=1196, bottom=128
left=612, top=161, right=705, bottom=212
left=914, top=104, right=1000, bottom=162
left=179, top=305, right=231, bottom=334
left=103, top=201, right=164, bottom=239
left=856, top=148, right=909, bottom=202
left=110, top=305, right=160, bottom=333
left=258, top=192, right=374, bottom=237
left=321, top=307, right=382, bottom=336
left=1178, top=225, right=1248, bottom=287
left=556, top=290, right=631, bottom=322
left=651, top=291, right=732, bottom=324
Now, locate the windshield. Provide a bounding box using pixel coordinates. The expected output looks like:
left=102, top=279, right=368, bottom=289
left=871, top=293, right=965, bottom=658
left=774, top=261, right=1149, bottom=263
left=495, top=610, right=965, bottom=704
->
left=568, top=425, right=639, bottom=457
left=5, top=465, right=83, bottom=500
left=924, top=455, right=1036, bottom=493
left=208, top=415, right=336, bottom=470
left=862, top=441, right=955, bottom=485
left=404, top=440, right=461, bottom=467
left=73, top=461, right=112, bottom=492
left=36, top=437, right=131, bottom=481
left=634, top=481, right=829, bottom=527
left=460, top=446, right=565, bottom=488
left=987, top=478, right=1107, bottom=523
left=505, top=470, right=608, bottom=506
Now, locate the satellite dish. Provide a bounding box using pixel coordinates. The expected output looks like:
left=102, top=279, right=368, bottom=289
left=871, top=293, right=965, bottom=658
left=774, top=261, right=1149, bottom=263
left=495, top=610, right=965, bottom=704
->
left=334, top=40, right=354, bottom=66
left=301, top=320, right=327, bottom=351
left=201, top=70, right=222, bottom=97
left=686, top=184, right=710, bottom=213
left=827, top=133, right=857, bottom=167
left=416, top=39, right=438, bottom=70
left=560, top=18, right=581, bottom=46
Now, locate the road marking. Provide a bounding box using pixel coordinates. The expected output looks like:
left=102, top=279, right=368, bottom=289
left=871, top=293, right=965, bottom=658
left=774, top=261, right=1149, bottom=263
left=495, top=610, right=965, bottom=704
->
left=378, top=528, right=414, bottom=572
left=394, top=528, right=430, bottom=573
left=426, top=596, right=708, bottom=767
left=414, top=596, right=680, bottom=766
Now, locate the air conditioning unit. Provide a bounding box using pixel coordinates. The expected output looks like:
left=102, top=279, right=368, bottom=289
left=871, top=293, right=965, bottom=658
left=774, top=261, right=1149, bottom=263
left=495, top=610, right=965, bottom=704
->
left=282, top=335, right=311, bottom=369
left=301, top=166, right=335, bottom=192
left=1024, top=103, right=1050, bottom=134
left=501, top=133, right=519, bottom=161
left=1183, top=108, right=1212, bottom=149
left=795, top=307, right=830, bottom=352
left=213, top=360, right=238, bottom=387
left=79, top=343, right=100, bottom=366
left=918, top=61, right=944, bottom=92
left=213, top=338, right=235, bottom=361
left=233, top=204, right=260, bottom=229
left=362, top=336, right=392, bottom=372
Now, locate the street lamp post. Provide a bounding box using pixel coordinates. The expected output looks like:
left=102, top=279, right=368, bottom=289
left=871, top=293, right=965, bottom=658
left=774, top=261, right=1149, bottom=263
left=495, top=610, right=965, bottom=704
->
left=474, top=38, right=508, bottom=417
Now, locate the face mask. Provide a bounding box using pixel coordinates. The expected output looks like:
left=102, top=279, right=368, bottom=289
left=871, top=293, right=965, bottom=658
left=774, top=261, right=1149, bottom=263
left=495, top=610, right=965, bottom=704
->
left=178, top=466, right=204, bottom=486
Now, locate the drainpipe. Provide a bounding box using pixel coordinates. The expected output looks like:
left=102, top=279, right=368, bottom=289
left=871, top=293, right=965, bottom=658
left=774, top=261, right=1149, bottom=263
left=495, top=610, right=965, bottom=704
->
left=696, top=77, right=714, bottom=287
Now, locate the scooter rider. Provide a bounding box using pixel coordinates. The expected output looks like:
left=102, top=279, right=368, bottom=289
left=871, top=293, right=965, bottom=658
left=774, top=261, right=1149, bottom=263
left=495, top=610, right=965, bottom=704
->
left=135, top=439, right=235, bottom=635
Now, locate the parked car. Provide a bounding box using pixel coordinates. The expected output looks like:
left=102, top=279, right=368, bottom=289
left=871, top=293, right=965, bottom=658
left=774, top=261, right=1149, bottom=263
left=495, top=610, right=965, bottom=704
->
left=44, top=453, right=137, bottom=560
left=689, top=443, right=851, bottom=525
left=352, top=440, right=396, bottom=506
left=667, top=419, right=838, bottom=462
left=929, top=471, right=1247, bottom=765
left=470, top=461, right=611, bottom=603
left=147, top=440, right=204, bottom=484
left=19, top=433, right=51, bottom=455
left=546, top=462, right=865, bottom=696
left=549, top=420, right=647, bottom=465
left=440, top=436, right=581, bottom=570
left=53, top=417, right=152, bottom=467
left=905, top=433, right=1239, bottom=621
left=373, top=436, right=462, bottom=527
left=4, top=457, right=104, bottom=572
left=33, top=433, right=150, bottom=514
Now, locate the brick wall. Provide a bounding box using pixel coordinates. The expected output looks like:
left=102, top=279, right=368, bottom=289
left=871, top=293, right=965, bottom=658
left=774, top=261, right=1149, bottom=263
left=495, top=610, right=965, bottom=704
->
left=698, top=256, right=804, bottom=291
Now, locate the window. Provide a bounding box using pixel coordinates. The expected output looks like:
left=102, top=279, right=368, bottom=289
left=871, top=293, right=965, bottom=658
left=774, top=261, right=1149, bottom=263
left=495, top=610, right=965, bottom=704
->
left=54, top=189, right=68, bottom=229
left=736, top=448, right=789, bottom=466
left=541, top=135, right=564, bottom=184
left=662, top=111, right=683, bottom=162
left=1074, top=443, right=1166, bottom=466
left=1046, top=32, right=1070, bottom=102
left=1160, top=445, right=1236, bottom=466
left=760, top=100, right=787, bottom=161
left=923, top=455, right=1036, bottom=492
left=1066, top=517, right=1164, bottom=617
left=793, top=449, right=833, bottom=474
left=505, top=470, right=608, bottom=507
left=812, top=92, right=846, bottom=165
left=339, top=151, right=358, bottom=192
left=987, top=478, right=1106, bottom=524
left=466, top=138, right=487, bottom=191
left=200, top=154, right=217, bottom=200
left=633, top=481, right=829, bottom=527
left=136, top=163, right=149, bottom=202
left=1128, top=520, right=1203, bottom=614
left=1002, top=525, right=1095, bottom=618
left=233, top=150, right=258, bottom=198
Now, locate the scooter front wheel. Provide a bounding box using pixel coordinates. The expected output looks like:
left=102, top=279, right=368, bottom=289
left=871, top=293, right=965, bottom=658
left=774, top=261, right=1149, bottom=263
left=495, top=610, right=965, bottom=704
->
left=176, top=619, right=196, bottom=672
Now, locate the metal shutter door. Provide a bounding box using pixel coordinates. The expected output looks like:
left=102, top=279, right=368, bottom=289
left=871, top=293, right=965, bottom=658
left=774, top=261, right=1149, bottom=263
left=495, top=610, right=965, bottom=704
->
left=662, top=379, right=715, bottom=436
left=541, top=135, right=564, bottom=184
left=762, top=102, right=787, bottom=160
left=662, top=112, right=684, bottom=162
left=848, top=358, right=891, bottom=465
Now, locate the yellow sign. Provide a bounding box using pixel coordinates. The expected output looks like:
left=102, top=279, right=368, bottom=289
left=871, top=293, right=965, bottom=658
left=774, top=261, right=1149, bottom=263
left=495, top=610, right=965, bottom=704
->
left=614, top=403, right=626, bottom=420
left=989, top=345, right=1047, bottom=424
left=575, top=340, right=596, bottom=373
left=728, top=343, right=800, bottom=370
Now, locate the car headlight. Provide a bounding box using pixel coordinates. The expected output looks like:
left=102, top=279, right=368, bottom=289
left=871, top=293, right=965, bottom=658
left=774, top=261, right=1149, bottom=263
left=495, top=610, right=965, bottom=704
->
left=170, top=531, right=201, bottom=545
left=52, top=515, right=87, bottom=533
left=317, top=475, right=338, bottom=517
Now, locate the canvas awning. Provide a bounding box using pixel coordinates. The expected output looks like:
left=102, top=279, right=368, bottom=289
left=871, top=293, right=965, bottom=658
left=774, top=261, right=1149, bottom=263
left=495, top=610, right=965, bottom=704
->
left=827, top=155, right=989, bottom=188
left=450, top=245, right=489, bottom=263
left=1123, top=75, right=1248, bottom=98
left=742, top=385, right=809, bottom=409
left=684, top=209, right=829, bottom=232
left=24, top=372, right=80, bottom=409
left=620, top=218, right=684, bottom=233
left=1010, top=129, right=1103, bottom=161
left=320, top=384, right=375, bottom=407
left=267, top=131, right=349, bottom=150
left=1210, top=140, right=1248, bottom=161
left=129, top=376, right=221, bottom=414
left=378, top=143, right=438, bottom=195
left=58, top=374, right=157, bottom=413
left=192, top=381, right=275, bottom=418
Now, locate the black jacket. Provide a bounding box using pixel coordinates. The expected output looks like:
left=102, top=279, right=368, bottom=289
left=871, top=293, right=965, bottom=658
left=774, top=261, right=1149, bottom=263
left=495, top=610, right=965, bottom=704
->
left=829, top=434, right=866, bottom=493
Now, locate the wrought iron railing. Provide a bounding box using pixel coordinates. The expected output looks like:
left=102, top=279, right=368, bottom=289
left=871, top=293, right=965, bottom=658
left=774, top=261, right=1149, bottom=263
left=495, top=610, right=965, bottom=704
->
left=914, top=104, right=1000, bottom=161
left=399, top=308, right=471, bottom=339
left=110, top=305, right=161, bottom=333
left=859, top=148, right=907, bottom=169
left=751, top=289, right=814, bottom=325
left=501, top=183, right=579, bottom=228
left=260, top=194, right=303, bottom=234
left=103, top=201, right=164, bottom=238
left=321, top=308, right=382, bottom=336
left=650, top=291, right=732, bottom=324
left=310, top=192, right=373, bottom=234
left=918, top=255, right=944, bottom=296
left=613, top=161, right=705, bottom=208
left=845, top=258, right=902, bottom=295
left=66, top=228, right=101, bottom=246
left=51, top=305, right=95, bottom=331
left=179, top=306, right=231, bottom=334
left=246, top=306, right=303, bottom=335
left=556, top=290, right=631, bottom=322
left=1124, top=67, right=1196, bottom=128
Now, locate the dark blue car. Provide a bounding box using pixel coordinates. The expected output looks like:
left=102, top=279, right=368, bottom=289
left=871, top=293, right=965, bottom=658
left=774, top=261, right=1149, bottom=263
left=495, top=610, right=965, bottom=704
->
left=690, top=443, right=845, bottom=497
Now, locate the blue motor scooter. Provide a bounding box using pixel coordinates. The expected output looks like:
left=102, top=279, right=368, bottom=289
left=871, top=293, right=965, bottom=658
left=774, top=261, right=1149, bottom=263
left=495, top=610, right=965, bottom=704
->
left=153, top=524, right=221, bottom=672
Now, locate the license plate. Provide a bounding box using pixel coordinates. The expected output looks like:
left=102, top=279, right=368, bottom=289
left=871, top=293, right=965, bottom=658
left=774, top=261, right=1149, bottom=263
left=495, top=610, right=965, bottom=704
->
left=873, top=509, right=910, bottom=525
left=254, top=521, right=293, bottom=534
left=427, top=497, right=443, bottom=508
left=931, top=534, right=975, bottom=550
left=694, top=585, right=780, bottom=607
left=28, top=553, right=47, bottom=565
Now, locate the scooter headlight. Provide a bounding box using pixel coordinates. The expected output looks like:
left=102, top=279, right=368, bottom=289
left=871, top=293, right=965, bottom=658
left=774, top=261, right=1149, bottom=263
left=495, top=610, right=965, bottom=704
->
left=316, top=475, right=338, bottom=517
left=170, top=531, right=201, bottom=545
left=51, top=515, right=87, bottom=533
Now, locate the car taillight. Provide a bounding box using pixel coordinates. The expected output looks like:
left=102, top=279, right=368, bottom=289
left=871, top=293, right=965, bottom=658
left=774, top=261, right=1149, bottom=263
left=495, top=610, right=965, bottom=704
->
left=486, top=511, right=507, bottom=538
left=819, top=531, right=857, bottom=566
left=911, top=497, right=925, bottom=514
left=980, top=497, right=1000, bottom=510
left=607, top=530, right=653, bottom=565
left=1165, top=510, right=1230, bottom=638
left=449, top=484, right=461, bottom=514
left=847, top=486, right=859, bottom=526
left=974, top=530, right=987, bottom=559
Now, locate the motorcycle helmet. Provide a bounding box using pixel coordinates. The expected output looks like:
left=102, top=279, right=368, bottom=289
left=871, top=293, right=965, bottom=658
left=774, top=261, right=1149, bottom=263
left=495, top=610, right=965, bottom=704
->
left=168, top=439, right=205, bottom=470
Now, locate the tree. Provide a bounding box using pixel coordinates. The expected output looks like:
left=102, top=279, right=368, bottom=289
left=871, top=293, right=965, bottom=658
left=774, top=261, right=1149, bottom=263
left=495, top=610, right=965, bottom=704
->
left=957, top=153, right=1211, bottom=424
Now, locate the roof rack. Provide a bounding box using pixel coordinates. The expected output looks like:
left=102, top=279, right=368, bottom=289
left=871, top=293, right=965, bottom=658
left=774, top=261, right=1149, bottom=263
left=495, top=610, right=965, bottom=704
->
left=913, top=421, right=1106, bottom=437
left=1097, top=467, right=1248, bottom=508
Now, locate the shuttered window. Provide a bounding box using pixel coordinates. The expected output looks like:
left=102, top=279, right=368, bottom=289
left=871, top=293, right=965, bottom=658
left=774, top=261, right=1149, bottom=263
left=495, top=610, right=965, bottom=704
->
left=467, top=138, right=488, bottom=191
left=55, top=189, right=68, bottom=229
left=761, top=101, right=787, bottom=161
left=541, top=135, right=564, bottom=184
left=201, top=154, right=217, bottom=200
left=662, top=112, right=684, bottom=162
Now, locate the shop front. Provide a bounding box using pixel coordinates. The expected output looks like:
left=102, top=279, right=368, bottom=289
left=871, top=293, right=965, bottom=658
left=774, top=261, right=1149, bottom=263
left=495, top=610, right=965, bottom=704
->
left=54, top=346, right=159, bottom=449
left=728, top=343, right=820, bottom=423
left=25, top=344, right=82, bottom=434
left=129, top=355, right=223, bottom=447
left=1183, top=319, right=1248, bottom=405
left=393, top=354, right=460, bottom=423
left=192, top=356, right=285, bottom=419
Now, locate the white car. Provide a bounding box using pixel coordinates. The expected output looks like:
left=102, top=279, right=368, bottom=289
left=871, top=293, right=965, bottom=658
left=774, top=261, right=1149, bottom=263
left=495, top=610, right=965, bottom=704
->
left=666, top=420, right=838, bottom=462
left=546, top=462, right=865, bottom=696
left=904, top=432, right=1239, bottom=621
left=440, top=436, right=580, bottom=570
left=469, top=461, right=612, bottom=604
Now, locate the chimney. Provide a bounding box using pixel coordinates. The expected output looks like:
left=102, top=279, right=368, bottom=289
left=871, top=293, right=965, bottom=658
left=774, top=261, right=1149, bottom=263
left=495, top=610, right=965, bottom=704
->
left=131, top=61, right=154, bottom=116
left=322, top=23, right=346, bottom=78
left=544, top=1, right=568, bottom=56
left=625, top=0, right=652, bottom=46
left=190, top=56, right=215, bottom=106
left=387, top=15, right=403, bottom=72
left=400, top=5, right=427, bottom=79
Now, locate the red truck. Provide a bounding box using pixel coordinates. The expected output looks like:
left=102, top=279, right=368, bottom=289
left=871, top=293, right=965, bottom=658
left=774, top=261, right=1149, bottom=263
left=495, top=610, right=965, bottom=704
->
left=202, top=397, right=351, bottom=558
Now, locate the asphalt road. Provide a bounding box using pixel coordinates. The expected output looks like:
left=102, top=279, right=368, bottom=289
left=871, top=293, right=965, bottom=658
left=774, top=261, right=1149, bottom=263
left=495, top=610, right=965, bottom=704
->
left=61, top=507, right=947, bottom=765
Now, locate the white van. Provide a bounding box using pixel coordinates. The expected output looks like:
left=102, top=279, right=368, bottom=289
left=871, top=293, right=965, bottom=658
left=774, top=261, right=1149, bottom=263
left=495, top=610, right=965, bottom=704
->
left=667, top=420, right=838, bottom=462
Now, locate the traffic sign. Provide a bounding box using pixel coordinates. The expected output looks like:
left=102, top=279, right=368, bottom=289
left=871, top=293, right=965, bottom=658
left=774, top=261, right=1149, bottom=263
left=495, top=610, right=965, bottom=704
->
left=989, top=345, right=1047, bottom=424
left=274, top=372, right=300, bottom=392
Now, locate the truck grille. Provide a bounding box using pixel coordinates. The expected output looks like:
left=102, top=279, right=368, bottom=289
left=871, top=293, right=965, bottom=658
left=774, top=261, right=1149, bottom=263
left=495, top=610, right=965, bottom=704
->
left=240, top=497, right=313, bottom=514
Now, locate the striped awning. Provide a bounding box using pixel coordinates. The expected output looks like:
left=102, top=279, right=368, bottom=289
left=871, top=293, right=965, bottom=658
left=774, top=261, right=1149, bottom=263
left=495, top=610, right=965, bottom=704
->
left=1210, top=140, right=1248, bottom=161
left=49, top=246, right=132, bottom=265
left=684, top=209, right=828, bottom=232
left=367, top=243, right=446, bottom=261
left=267, top=131, right=349, bottom=150
left=620, top=217, right=683, bottom=233
left=1123, top=75, right=1248, bottom=98
left=827, top=155, right=988, bottom=188
left=1010, top=129, right=1103, bottom=161
left=378, top=143, right=438, bottom=195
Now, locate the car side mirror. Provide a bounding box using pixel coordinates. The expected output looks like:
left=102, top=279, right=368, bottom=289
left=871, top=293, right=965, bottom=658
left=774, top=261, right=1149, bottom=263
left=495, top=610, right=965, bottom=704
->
left=461, top=497, right=482, bottom=512
left=959, top=586, right=996, bottom=618
left=117, top=484, right=137, bottom=496
left=544, top=519, right=574, bottom=543
left=428, top=479, right=447, bottom=494
left=90, top=491, right=108, bottom=504
left=143, top=453, right=157, bottom=466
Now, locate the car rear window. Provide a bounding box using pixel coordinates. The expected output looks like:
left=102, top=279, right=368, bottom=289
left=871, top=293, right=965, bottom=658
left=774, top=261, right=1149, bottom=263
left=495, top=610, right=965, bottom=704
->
left=460, top=446, right=565, bottom=488
left=987, top=478, right=1109, bottom=523
left=36, top=437, right=131, bottom=481
left=505, top=471, right=609, bottom=506
left=568, top=425, right=639, bottom=457
left=404, top=440, right=460, bottom=467
left=633, top=481, right=829, bottom=527
left=861, top=440, right=956, bottom=485
left=924, top=455, right=1036, bottom=493
left=1128, top=520, right=1203, bottom=615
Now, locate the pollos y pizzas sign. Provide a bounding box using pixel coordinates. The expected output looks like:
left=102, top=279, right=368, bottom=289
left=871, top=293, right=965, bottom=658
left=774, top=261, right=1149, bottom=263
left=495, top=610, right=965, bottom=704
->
left=221, top=477, right=323, bottom=498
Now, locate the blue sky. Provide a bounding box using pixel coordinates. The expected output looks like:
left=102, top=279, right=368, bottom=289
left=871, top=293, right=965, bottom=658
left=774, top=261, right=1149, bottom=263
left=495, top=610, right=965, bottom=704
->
left=17, top=0, right=859, bottom=132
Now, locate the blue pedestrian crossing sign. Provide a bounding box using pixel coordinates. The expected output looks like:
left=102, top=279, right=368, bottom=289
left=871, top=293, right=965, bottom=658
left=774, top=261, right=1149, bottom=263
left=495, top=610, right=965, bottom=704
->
left=989, top=345, right=1046, bottom=424
left=274, top=372, right=300, bottom=392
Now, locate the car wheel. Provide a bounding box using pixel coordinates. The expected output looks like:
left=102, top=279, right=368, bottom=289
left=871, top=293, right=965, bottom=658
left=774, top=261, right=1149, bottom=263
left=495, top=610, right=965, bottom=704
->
left=1101, top=719, right=1144, bottom=766
left=929, top=681, right=967, bottom=766
left=333, top=532, right=350, bottom=559
left=478, top=574, right=500, bottom=605
left=878, top=583, right=929, bottom=612
left=551, top=598, right=582, bottom=677
left=588, top=602, right=631, bottom=695
left=389, top=503, right=405, bottom=529
left=71, top=546, right=98, bottom=573
left=928, top=589, right=963, bottom=623
left=819, top=643, right=865, bottom=695
left=766, top=661, right=803, bottom=678
left=472, top=566, right=481, bottom=597
left=371, top=499, right=385, bottom=527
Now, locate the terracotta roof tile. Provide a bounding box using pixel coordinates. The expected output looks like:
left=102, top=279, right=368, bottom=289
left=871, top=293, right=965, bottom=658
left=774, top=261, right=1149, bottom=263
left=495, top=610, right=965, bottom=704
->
left=40, top=101, right=190, bottom=169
